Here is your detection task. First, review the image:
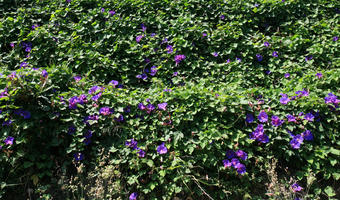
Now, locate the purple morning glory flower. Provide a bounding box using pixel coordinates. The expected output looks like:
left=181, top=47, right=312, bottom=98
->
left=109, top=80, right=119, bottom=86
left=296, top=89, right=309, bottom=97
left=88, top=86, right=100, bottom=94
left=271, top=115, right=284, bottom=126
left=174, top=54, right=186, bottom=65
left=291, top=183, right=303, bottom=192
left=305, top=55, right=313, bottom=61
left=150, top=66, right=158, bottom=76
left=202, top=33, right=207, bottom=37
left=136, top=35, right=143, bottom=43
left=158, top=103, right=167, bottom=111
left=333, top=36, right=338, bottom=41
left=236, top=57, right=242, bottom=62
left=223, top=159, right=232, bottom=168
left=10, top=43, right=15, bottom=48
left=280, top=96, right=290, bottom=105
left=129, top=192, right=138, bottom=200
left=78, top=94, right=88, bottom=104
left=31, top=24, right=39, bottom=30
left=138, top=103, right=146, bottom=110
left=146, top=104, right=155, bottom=113
left=74, top=153, right=84, bottom=161
left=42, top=70, right=48, bottom=78
left=20, top=62, right=28, bottom=68
left=68, top=126, right=76, bottom=135
left=91, top=92, right=102, bottom=101
left=284, top=73, right=290, bottom=78
left=157, top=142, right=168, bottom=154
left=264, top=41, right=270, bottom=47
left=69, top=96, right=79, bottom=109
left=166, top=45, right=173, bottom=54
left=286, top=114, right=296, bottom=122
left=83, top=138, right=91, bottom=145
left=302, top=130, right=313, bottom=141
left=304, top=113, right=314, bottom=121
left=150, top=33, right=156, bottom=37
left=226, top=59, right=231, bottom=63
left=265, top=70, right=271, bottom=75
left=226, top=150, right=236, bottom=159
left=258, top=111, right=268, bottom=123
left=84, top=130, right=93, bottom=139
left=220, top=15, right=225, bottom=20
left=99, top=107, right=114, bottom=116
left=20, top=110, right=31, bottom=119
left=101, top=8, right=105, bottom=13
left=235, top=163, right=246, bottom=174
left=137, top=149, right=145, bottom=158
left=236, top=150, right=248, bottom=160
left=109, top=10, right=115, bottom=16
left=125, top=139, right=138, bottom=150
left=231, top=158, right=240, bottom=167
left=213, top=52, right=219, bottom=57
left=2, top=119, right=12, bottom=126
left=4, top=136, right=14, bottom=145
left=74, top=76, right=82, bottom=82
left=245, top=113, right=254, bottom=123
left=290, top=135, right=304, bottom=149
left=173, top=72, right=178, bottom=76
left=324, top=93, right=338, bottom=104
left=316, top=73, right=322, bottom=79
left=272, top=51, right=278, bottom=57
left=256, top=54, right=263, bottom=61
left=141, top=24, right=147, bottom=32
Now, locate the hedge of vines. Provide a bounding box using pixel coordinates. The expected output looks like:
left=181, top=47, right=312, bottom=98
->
left=0, top=0, right=339, bottom=199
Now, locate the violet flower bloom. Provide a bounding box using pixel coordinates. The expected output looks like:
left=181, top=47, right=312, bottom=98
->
left=4, top=136, right=14, bottom=145
left=256, top=54, right=263, bottom=61
left=20, top=110, right=31, bottom=119
left=88, top=86, right=100, bottom=94
left=166, top=45, right=173, bottom=54
left=150, top=66, right=157, bottom=76
left=69, top=96, right=79, bottom=109
left=150, top=33, right=156, bottom=37
left=280, top=96, right=290, bottom=105
left=136, top=35, right=143, bottom=43
left=146, top=104, right=155, bottom=113
left=235, top=163, right=246, bottom=174
left=236, top=57, right=242, bottom=62
left=78, top=94, right=88, bottom=104
left=302, top=130, right=313, bottom=141
left=20, top=62, right=28, bottom=68
left=290, top=135, right=304, bottom=149
left=296, top=89, right=309, bottom=97
left=42, top=70, right=48, bottom=78
left=226, top=59, right=231, bottom=63
left=245, top=113, right=254, bottom=123
left=304, top=113, right=314, bottom=121
left=91, top=93, right=102, bottom=101
left=84, top=130, right=93, bottom=139
left=114, top=114, right=124, bottom=122
left=157, top=143, right=168, bottom=154
left=236, top=150, right=248, bottom=160
left=126, top=139, right=138, bottom=150
left=226, top=150, right=236, bottom=159
left=109, top=10, right=115, bottom=16
left=286, top=114, right=296, bottom=122
left=68, top=126, right=76, bottom=135
left=264, top=41, right=270, bottom=47
left=202, top=33, right=207, bottom=37
left=138, top=103, right=146, bottom=110
left=220, top=15, right=225, bottom=20
left=173, top=72, right=178, bottom=76
left=99, top=107, right=114, bottom=116
left=284, top=73, right=290, bottom=78
left=101, top=8, right=105, bottom=12
left=129, top=192, right=138, bottom=200
left=291, top=183, right=303, bottom=192
left=137, top=149, right=145, bottom=158
left=271, top=115, right=284, bottom=126
left=213, top=52, right=219, bottom=57
left=258, top=111, right=268, bottom=123
left=141, top=23, right=147, bottom=32
left=316, top=73, right=322, bottom=79
left=223, top=159, right=232, bottom=168
left=333, top=36, right=338, bottom=41
left=74, top=153, right=84, bottom=161
left=305, top=55, right=313, bottom=61
left=158, top=103, right=167, bottom=111
left=10, top=43, right=15, bottom=48
left=272, top=51, right=278, bottom=57
left=2, top=120, right=13, bottom=126
left=231, top=158, right=240, bottom=167
left=324, top=93, right=338, bottom=104
left=74, top=76, right=82, bottom=82
left=109, top=80, right=119, bottom=86
left=174, top=54, right=186, bottom=65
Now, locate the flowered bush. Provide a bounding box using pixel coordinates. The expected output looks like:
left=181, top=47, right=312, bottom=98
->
left=0, top=0, right=339, bottom=199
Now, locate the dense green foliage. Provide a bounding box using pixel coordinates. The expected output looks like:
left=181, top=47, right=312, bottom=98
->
left=0, top=0, right=339, bottom=199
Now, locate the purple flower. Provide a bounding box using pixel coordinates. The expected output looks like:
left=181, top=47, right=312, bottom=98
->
left=137, top=149, right=145, bottom=158
left=150, top=66, right=158, bottom=76
left=226, top=59, right=231, bottom=63
left=291, top=183, right=303, bottom=192
left=272, top=51, right=278, bottom=57
left=333, top=36, right=338, bottom=41
left=284, top=73, right=290, bottom=78
left=136, top=35, right=143, bottom=43
left=2, top=120, right=13, bottom=126
left=20, top=110, right=31, bottom=119
left=236, top=57, right=242, bottom=62
left=264, top=41, right=270, bottom=47
left=324, top=93, right=338, bottom=104
left=222, top=159, right=232, bottom=168
left=235, top=163, right=246, bottom=174
left=4, top=136, right=14, bottom=145
left=150, top=33, right=156, bottom=37
left=74, top=153, right=84, bottom=161
left=109, top=80, right=119, bottom=86
left=10, top=43, right=15, bottom=48
left=280, top=96, right=290, bottom=105
left=271, top=115, right=284, bottom=126
left=202, top=33, right=207, bottom=37
left=231, top=158, right=240, bottom=167
left=213, top=52, right=219, bottom=57
left=42, top=70, right=48, bottom=78
left=88, top=86, right=100, bottom=94
left=250, top=124, right=269, bottom=143
left=136, top=73, right=147, bottom=80
left=20, top=62, right=28, bottom=68
left=114, top=114, right=124, bottom=122
left=290, top=135, right=304, bottom=149
left=138, top=103, right=146, bottom=110
left=84, top=130, right=93, bottom=139
left=68, top=126, right=76, bottom=135
left=302, top=130, right=313, bottom=141
left=173, top=72, right=178, bottom=76
left=74, top=76, right=82, bottom=82
left=91, top=92, right=102, bottom=101
left=304, top=113, right=314, bottom=121
left=83, top=138, right=91, bottom=145
left=31, top=24, right=39, bottom=30
left=158, top=103, right=167, bottom=111
left=78, top=94, right=88, bottom=104
left=146, top=104, right=155, bottom=113
left=245, top=113, right=254, bottom=123
left=256, top=54, right=263, bottom=61
left=69, top=96, right=79, bottom=109
left=174, top=54, right=186, bottom=65
left=166, top=45, right=173, bottom=54
left=286, top=114, right=296, bottom=122
left=126, top=139, right=138, bottom=150
left=226, top=150, right=236, bottom=159
left=99, top=107, right=114, bottom=116
left=305, top=55, right=313, bottom=61
left=157, top=142, right=168, bottom=154
left=129, top=192, right=138, bottom=200
left=109, top=10, right=115, bottom=16
left=258, top=111, right=268, bottom=123
left=296, top=89, right=309, bottom=97
left=316, top=73, right=322, bottom=79
left=220, top=15, right=225, bottom=20
left=236, top=150, right=248, bottom=160
left=141, top=24, right=147, bottom=32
